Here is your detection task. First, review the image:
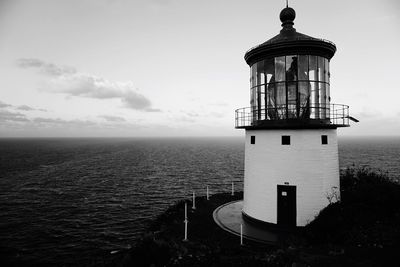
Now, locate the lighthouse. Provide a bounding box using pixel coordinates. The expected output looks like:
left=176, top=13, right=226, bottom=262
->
left=235, top=6, right=352, bottom=227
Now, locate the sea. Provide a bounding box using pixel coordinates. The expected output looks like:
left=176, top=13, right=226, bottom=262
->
left=0, top=136, right=399, bottom=266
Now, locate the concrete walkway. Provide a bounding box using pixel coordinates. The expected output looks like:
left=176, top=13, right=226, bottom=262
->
left=213, top=200, right=289, bottom=245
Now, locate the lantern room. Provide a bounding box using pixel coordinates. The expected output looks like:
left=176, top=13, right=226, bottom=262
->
left=250, top=54, right=331, bottom=121
left=236, top=6, right=350, bottom=129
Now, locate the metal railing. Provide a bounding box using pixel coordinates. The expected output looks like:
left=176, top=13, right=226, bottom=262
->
left=245, top=37, right=336, bottom=55
left=235, top=103, right=349, bottom=128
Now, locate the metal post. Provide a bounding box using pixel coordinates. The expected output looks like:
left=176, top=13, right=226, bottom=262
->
left=206, top=186, right=209, bottom=200
left=231, top=181, right=234, bottom=196
left=183, top=202, right=188, bottom=241
left=240, top=224, right=243, bottom=246
left=192, top=191, right=196, bottom=210
left=184, top=202, right=187, bottom=220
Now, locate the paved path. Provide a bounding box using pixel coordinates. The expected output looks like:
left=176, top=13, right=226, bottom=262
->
left=213, top=200, right=290, bottom=245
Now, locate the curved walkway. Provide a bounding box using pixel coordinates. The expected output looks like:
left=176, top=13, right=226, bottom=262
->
left=213, top=200, right=289, bottom=245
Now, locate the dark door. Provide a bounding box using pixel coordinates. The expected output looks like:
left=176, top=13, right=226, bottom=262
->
left=277, top=185, right=296, bottom=227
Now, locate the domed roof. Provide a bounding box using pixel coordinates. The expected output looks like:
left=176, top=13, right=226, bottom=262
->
left=244, top=6, right=336, bottom=66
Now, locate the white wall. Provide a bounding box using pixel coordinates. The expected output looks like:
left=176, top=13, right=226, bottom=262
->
left=243, top=129, right=340, bottom=226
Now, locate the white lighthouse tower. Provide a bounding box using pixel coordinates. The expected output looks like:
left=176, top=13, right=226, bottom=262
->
left=235, top=6, right=351, bottom=227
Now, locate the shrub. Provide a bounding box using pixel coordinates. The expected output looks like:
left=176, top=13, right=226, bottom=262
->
left=305, top=167, right=400, bottom=246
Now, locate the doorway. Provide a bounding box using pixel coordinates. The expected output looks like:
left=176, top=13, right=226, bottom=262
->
left=277, top=185, right=296, bottom=227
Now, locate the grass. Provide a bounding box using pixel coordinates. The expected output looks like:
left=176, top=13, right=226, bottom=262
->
left=110, top=192, right=294, bottom=266
left=109, top=167, right=400, bottom=266
left=301, top=167, right=400, bottom=266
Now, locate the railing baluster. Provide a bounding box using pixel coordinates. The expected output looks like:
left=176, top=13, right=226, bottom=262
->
left=235, top=104, right=349, bottom=127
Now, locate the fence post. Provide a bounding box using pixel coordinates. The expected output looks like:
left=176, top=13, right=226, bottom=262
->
left=192, top=191, right=196, bottom=210
left=183, top=202, right=188, bottom=241
left=240, top=224, right=243, bottom=246
left=184, top=201, right=187, bottom=219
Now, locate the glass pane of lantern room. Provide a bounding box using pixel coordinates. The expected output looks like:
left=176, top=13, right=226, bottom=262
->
left=326, top=84, right=330, bottom=104
left=318, top=56, right=325, bottom=83
left=266, top=83, right=277, bottom=120
left=260, top=85, right=266, bottom=119
left=299, top=81, right=309, bottom=118
left=275, top=56, right=285, bottom=82
left=250, top=87, right=255, bottom=108
left=309, top=56, right=317, bottom=81
left=286, top=56, right=297, bottom=81
left=256, top=85, right=262, bottom=120
left=287, top=82, right=297, bottom=118
left=265, top=57, right=275, bottom=84
left=298, top=55, right=308, bottom=81
left=264, top=57, right=275, bottom=116
left=310, top=82, right=319, bottom=119
left=251, top=87, right=258, bottom=122
left=319, top=82, right=326, bottom=119
left=286, top=55, right=298, bottom=118
left=324, top=58, right=330, bottom=84
left=326, top=84, right=330, bottom=118
left=251, top=63, right=257, bottom=88
left=276, top=82, right=286, bottom=119
left=257, top=60, right=265, bottom=86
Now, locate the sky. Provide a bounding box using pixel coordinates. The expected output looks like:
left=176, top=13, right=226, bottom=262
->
left=0, top=0, right=399, bottom=137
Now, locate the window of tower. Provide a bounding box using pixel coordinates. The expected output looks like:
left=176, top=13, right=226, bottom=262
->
left=250, top=55, right=331, bottom=121
left=321, top=135, right=328, bottom=145
left=282, top=135, right=291, bottom=145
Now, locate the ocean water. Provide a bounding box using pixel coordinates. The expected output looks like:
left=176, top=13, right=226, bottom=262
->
left=0, top=136, right=399, bottom=266
left=339, top=136, right=400, bottom=179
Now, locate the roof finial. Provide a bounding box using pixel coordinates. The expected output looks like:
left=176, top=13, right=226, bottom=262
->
left=286, top=0, right=288, bottom=8
left=280, top=4, right=296, bottom=29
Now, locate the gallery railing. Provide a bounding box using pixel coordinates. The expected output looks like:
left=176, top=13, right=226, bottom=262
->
left=235, top=103, right=349, bottom=128
left=245, top=37, right=336, bottom=54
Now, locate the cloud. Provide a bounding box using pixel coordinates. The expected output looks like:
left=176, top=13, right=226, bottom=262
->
left=99, top=115, right=126, bottom=122
left=0, top=101, right=47, bottom=112
left=17, top=105, right=47, bottom=112
left=18, top=58, right=159, bottom=112
left=184, top=111, right=199, bottom=117
left=0, top=101, right=12, bottom=108
left=47, top=74, right=158, bottom=111
left=17, top=105, right=35, bottom=111
left=49, top=74, right=157, bottom=111
left=177, top=116, right=196, bottom=123
left=209, top=112, right=225, bottom=118
left=0, top=110, right=29, bottom=122
left=32, top=117, right=97, bottom=127
left=32, top=117, right=63, bottom=124
left=145, top=108, right=162, bottom=112
left=17, top=58, right=76, bottom=76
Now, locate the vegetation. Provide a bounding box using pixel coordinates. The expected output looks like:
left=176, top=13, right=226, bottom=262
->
left=301, top=167, right=400, bottom=266
left=109, top=167, right=400, bottom=266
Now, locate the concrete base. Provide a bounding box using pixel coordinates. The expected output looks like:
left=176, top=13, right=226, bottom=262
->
left=213, top=200, right=292, bottom=245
